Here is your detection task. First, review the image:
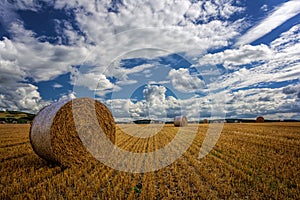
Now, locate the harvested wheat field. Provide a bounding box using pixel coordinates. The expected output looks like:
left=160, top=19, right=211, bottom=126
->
left=1, top=123, right=300, bottom=199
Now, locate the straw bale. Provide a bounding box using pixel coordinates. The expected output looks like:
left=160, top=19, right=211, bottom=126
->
left=174, top=115, right=188, bottom=127
left=203, top=119, right=209, bottom=124
left=30, top=98, right=115, bottom=166
left=256, top=116, right=264, bottom=123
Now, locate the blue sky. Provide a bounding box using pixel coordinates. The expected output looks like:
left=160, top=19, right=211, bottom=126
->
left=0, top=0, right=300, bottom=121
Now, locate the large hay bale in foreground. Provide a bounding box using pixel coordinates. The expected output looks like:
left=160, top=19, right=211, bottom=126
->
left=256, top=116, right=264, bottom=123
left=30, top=98, right=116, bottom=167
left=174, top=115, right=188, bottom=127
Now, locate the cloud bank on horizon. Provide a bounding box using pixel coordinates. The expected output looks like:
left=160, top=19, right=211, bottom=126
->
left=0, top=0, right=299, bottom=121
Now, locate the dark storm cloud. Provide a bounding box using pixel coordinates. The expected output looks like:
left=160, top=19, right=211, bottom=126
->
left=258, top=95, right=273, bottom=102
left=283, top=86, right=297, bottom=94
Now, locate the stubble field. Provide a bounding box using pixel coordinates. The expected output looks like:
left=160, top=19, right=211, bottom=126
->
left=1, top=123, right=300, bottom=199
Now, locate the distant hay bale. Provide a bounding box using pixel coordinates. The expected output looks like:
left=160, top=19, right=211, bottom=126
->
left=174, top=116, right=188, bottom=127
left=30, top=98, right=116, bottom=167
left=256, top=116, right=264, bottom=123
left=203, top=119, right=209, bottom=124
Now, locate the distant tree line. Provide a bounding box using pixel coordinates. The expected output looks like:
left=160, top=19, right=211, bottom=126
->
left=0, top=111, right=35, bottom=124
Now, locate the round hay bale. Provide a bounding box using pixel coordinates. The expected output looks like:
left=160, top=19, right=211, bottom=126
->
left=203, top=119, right=209, bottom=124
left=256, top=116, right=264, bottom=123
left=174, top=115, right=188, bottom=127
left=30, top=97, right=116, bottom=167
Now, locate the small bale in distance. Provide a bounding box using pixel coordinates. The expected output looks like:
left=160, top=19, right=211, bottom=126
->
left=30, top=97, right=116, bottom=167
left=174, top=115, right=188, bottom=127
left=203, top=119, right=209, bottom=124
left=256, top=116, right=264, bottom=123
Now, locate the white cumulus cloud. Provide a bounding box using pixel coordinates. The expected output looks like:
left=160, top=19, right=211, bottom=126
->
left=199, top=44, right=273, bottom=69
left=168, top=68, right=205, bottom=93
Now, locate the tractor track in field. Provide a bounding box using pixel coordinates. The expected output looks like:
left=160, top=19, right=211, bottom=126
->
left=0, top=141, right=30, bottom=148
left=0, top=152, right=30, bottom=163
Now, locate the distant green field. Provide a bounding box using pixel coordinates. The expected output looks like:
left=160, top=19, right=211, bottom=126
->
left=0, top=111, right=35, bottom=123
